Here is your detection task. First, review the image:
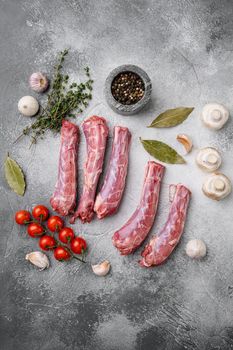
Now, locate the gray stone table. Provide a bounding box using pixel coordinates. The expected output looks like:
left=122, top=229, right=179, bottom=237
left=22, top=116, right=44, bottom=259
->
left=0, top=0, right=233, bottom=349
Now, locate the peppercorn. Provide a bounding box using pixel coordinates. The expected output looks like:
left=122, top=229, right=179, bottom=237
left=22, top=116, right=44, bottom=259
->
left=111, top=71, right=145, bottom=105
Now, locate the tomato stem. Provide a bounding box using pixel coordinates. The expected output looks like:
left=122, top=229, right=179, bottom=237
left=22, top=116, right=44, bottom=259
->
left=46, top=245, right=57, bottom=249
left=65, top=246, right=86, bottom=263
left=72, top=255, right=86, bottom=263
left=34, top=231, right=46, bottom=236
left=40, top=214, right=43, bottom=224
left=81, top=248, right=87, bottom=262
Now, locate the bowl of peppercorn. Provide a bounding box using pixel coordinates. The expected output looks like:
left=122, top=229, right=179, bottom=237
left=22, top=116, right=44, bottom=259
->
left=105, top=65, right=152, bottom=115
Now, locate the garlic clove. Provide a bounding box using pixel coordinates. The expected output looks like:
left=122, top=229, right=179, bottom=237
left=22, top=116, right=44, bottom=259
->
left=202, top=172, right=232, bottom=200
left=18, top=96, right=39, bottom=117
left=196, top=147, right=221, bottom=172
left=176, top=134, right=193, bottom=153
left=92, top=260, right=111, bottom=276
left=201, top=103, right=229, bottom=130
left=26, top=251, right=50, bottom=270
left=29, top=72, right=49, bottom=93
left=185, top=239, right=206, bottom=259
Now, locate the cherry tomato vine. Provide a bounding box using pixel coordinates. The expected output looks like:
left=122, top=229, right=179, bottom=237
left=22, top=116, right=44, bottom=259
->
left=15, top=205, right=87, bottom=264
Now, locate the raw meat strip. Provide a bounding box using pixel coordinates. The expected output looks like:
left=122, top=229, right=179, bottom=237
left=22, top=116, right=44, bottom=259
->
left=112, top=161, right=165, bottom=255
left=70, top=115, right=108, bottom=223
left=50, top=120, right=79, bottom=216
left=94, top=126, right=131, bottom=219
left=139, top=184, right=191, bottom=267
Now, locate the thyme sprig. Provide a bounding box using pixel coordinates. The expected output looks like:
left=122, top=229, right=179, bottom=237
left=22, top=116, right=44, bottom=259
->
left=18, top=49, right=93, bottom=144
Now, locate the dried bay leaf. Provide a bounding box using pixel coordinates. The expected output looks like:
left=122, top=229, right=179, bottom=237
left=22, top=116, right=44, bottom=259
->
left=4, top=155, right=26, bottom=196
left=148, top=107, right=194, bottom=128
left=140, top=138, right=185, bottom=164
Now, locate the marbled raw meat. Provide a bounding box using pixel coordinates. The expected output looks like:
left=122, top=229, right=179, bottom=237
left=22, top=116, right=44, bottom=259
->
left=50, top=120, right=79, bottom=216
left=139, top=184, right=191, bottom=267
left=70, top=115, right=108, bottom=223
left=112, top=161, right=165, bottom=255
left=94, top=126, right=131, bottom=219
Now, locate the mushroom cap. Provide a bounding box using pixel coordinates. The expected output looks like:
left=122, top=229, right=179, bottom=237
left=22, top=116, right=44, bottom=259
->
left=196, top=147, right=221, bottom=172
left=18, top=95, right=39, bottom=117
left=201, top=103, right=229, bottom=130
left=202, top=172, right=232, bottom=200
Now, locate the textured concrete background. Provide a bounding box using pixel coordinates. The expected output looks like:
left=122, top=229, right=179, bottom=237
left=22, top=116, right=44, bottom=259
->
left=1, top=0, right=233, bottom=349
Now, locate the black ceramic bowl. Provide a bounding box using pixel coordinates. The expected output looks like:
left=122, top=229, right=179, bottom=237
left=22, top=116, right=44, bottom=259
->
left=104, top=64, right=152, bottom=116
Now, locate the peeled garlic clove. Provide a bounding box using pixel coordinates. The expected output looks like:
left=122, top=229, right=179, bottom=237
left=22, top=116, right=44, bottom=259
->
left=29, top=72, right=49, bottom=93
left=26, top=251, right=50, bottom=270
left=176, top=134, right=192, bottom=153
left=196, top=147, right=221, bottom=172
left=202, top=172, right=231, bottom=200
left=92, top=260, right=110, bottom=276
left=18, top=96, right=39, bottom=117
left=201, top=103, right=229, bottom=130
left=185, top=239, right=206, bottom=259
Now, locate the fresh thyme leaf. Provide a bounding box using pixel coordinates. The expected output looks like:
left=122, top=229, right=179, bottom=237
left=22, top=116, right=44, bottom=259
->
left=19, top=49, right=93, bottom=144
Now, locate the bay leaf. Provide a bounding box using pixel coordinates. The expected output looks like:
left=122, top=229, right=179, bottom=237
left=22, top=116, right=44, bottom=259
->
left=148, top=107, right=194, bottom=128
left=4, top=155, right=26, bottom=196
left=140, top=138, right=186, bottom=164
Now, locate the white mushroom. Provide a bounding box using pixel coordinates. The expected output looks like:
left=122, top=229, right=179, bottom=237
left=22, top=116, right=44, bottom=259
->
left=176, top=134, right=193, bottom=153
left=196, top=147, right=221, bottom=172
left=185, top=239, right=206, bottom=259
left=92, top=260, right=111, bottom=276
left=201, top=103, right=229, bottom=130
left=18, top=95, right=39, bottom=117
left=202, top=172, right=232, bottom=200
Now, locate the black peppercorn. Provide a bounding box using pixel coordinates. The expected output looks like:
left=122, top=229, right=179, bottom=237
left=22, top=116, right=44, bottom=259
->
left=111, top=71, right=145, bottom=105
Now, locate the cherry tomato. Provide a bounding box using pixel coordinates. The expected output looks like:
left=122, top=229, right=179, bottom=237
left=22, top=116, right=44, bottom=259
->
left=70, top=237, right=87, bottom=254
left=47, top=216, right=64, bottom=232
left=15, top=210, right=31, bottom=225
left=54, top=246, right=71, bottom=261
left=32, top=205, right=49, bottom=221
left=27, top=222, right=44, bottom=238
left=58, top=227, right=75, bottom=244
left=39, top=235, right=56, bottom=250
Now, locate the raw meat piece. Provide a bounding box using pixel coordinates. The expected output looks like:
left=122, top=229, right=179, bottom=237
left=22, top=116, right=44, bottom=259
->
left=112, top=161, right=165, bottom=255
left=50, top=120, right=79, bottom=216
left=94, top=126, right=131, bottom=219
left=139, top=184, right=191, bottom=267
left=70, top=115, right=108, bottom=223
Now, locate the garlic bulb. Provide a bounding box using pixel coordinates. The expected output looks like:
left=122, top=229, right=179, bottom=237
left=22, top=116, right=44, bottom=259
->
left=201, top=103, right=229, bottom=130
left=29, top=72, right=49, bottom=92
left=26, top=251, right=49, bottom=270
left=196, top=147, right=221, bottom=172
left=92, top=260, right=111, bottom=276
left=202, top=172, right=232, bottom=200
left=176, top=134, right=192, bottom=153
left=18, top=96, right=39, bottom=117
left=185, top=239, right=206, bottom=259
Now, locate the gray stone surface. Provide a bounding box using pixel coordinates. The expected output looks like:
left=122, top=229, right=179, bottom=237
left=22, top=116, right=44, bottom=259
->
left=0, top=0, right=233, bottom=349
